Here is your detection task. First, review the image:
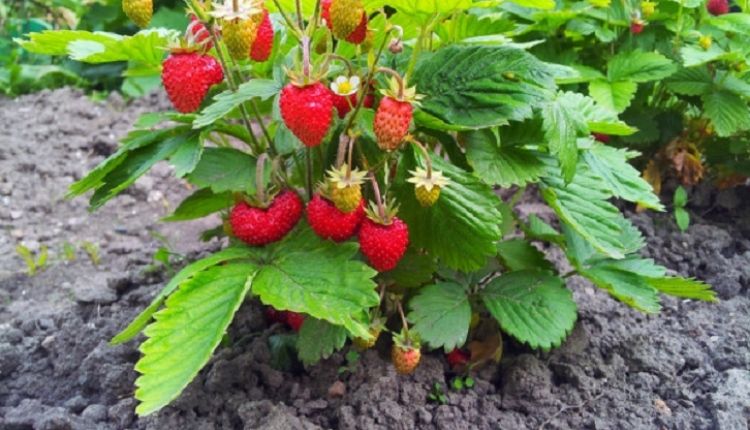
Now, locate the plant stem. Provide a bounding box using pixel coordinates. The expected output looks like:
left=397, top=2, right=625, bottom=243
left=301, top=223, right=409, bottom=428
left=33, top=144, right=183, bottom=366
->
left=208, top=28, right=263, bottom=154
left=396, top=300, right=410, bottom=343
left=233, top=66, right=277, bottom=155
left=369, top=173, right=386, bottom=220
left=509, top=186, right=526, bottom=208
left=376, top=67, right=405, bottom=98
left=306, top=147, right=313, bottom=199
left=255, top=153, right=269, bottom=203
left=408, top=137, right=432, bottom=178
left=272, top=0, right=303, bottom=37
left=301, top=35, right=311, bottom=79
left=295, top=0, right=304, bottom=28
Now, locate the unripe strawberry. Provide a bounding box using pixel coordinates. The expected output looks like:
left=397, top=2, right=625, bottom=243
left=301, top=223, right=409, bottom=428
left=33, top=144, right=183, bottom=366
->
left=699, top=35, right=712, bottom=50
left=250, top=9, right=274, bottom=61
left=408, top=167, right=449, bottom=208
left=346, top=12, right=368, bottom=45
left=123, top=0, right=152, bottom=28
left=223, top=17, right=260, bottom=60
left=359, top=216, right=409, bottom=272
left=374, top=96, right=413, bottom=151
left=392, top=344, right=421, bottom=374
left=162, top=52, right=224, bottom=113
left=445, top=348, right=470, bottom=369
left=641, top=0, right=656, bottom=17
left=280, top=82, right=334, bottom=147
left=327, top=165, right=367, bottom=213
left=707, top=0, right=729, bottom=15
left=352, top=325, right=382, bottom=350
left=229, top=190, right=303, bottom=246
left=329, top=0, right=364, bottom=40
left=306, top=194, right=365, bottom=242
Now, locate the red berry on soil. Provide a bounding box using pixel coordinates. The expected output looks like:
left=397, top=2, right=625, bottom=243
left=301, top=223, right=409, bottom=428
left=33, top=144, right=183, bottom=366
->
left=280, top=82, right=334, bottom=148
left=392, top=345, right=421, bottom=374
left=307, top=194, right=365, bottom=242
left=229, top=190, right=303, bottom=246
left=162, top=53, right=224, bottom=113
left=346, top=12, right=368, bottom=44
left=374, top=96, right=413, bottom=151
left=188, top=15, right=213, bottom=50
left=445, top=348, right=470, bottom=368
left=593, top=133, right=610, bottom=143
left=285, top=312, right=305, bottom=332
left=264, top=307, right=286, bottom=324
left=250, top=9, right=274, bottom=62
left=707, top=0, right=729, bottom=15
left=358, top=217, right=409, bottom=272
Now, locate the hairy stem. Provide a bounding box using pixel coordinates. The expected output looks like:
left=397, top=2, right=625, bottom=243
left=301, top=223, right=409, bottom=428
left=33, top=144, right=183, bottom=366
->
left=408, top=138, right=432, bottom=178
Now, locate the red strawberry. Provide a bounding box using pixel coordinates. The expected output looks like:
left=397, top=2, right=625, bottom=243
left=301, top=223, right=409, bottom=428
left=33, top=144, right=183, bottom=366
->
left=188, top=15, right=213, bottom=50
left=321, top=0, right=333, bottom=29
left=346, top=12, right=367, bottom=44
left=250, top=9, right=274, bottom=62
left=280, top=82, right=334, bottom=147
left=593, top=133, right=610, bottom=143
left=392, top=344, right=421, bottom=374
left=374, top=96, right=413, bottom=151
left=307, top=194, right=365, bottom=242
left=162, top=52, right=224, bottom=113
left=358, top=217, right=409, bottom=272
left=707, top=0, right=729, bottom=15
left=331, top=92, right=357, bottom=118
left=229, top=190, right=303, bottom=246
left=285, top=312, right=305, bottom=332
left=445, top=348, right=470, bottom=368
left=630, top=20, right=644, bottom=34
left=264, top=306, right=286, bottom=324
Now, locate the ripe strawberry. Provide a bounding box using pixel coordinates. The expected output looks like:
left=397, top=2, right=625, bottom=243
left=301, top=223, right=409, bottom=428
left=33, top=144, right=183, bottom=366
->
left=592, top=133, right=610, bottom=143
left=123, top=0, right=152, bottom=28
left=346, top=12, right=368, bottom=45
left=358, top=214, right=409, bottom=272
left=264, top=306, right=286, bottom=324
left=330, top=75, right=360, bottom=118
left=250, top=9, right=274, bottom=61
left=329, top=0, right=364, bottom=40
left=707, top=0, right=729, bottom=15
left=223, top=17, right=260, bottom=60
left=285, top=312, right=305, bottom=332
left=307, top=194, right=365, bottom=242
left=162, top=52, right=224, bottom=113
left=445, top=348, right=470, bottom=369
left=188, top=15, right=213, bottom=50
left=374, top=96, right=413, bottom=151
left=321, top=0, right=333, bottom=29
left=391, top=343, right=421, bottom=375
left=229, top=190, right=303, bottom=246
left=280, top=82, right=334, bottom=147
left=630, top=19, right=645, bottom=34
left=331, top=92, right=357, bottom=118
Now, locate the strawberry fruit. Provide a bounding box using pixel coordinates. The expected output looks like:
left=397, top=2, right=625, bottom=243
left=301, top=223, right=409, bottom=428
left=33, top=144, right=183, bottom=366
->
left=250, top=9, right=274, bottom=62
left=229, top=190, right=303, bottom=246
left=280, top=82, right=334, bottom=147
left=162, top=52, right=224, bottom=113
left=391, top=343, right=421, bottom=375
left=329, top=0, right=364, bottom=40
left=374, top=96, right=413, bottom=151
left=306, top=194, right=365, bottom=242
left=346, top=12, right=368, bottom=45
left=707, top=0, right=729, bottom=15
left=285, top=312, right=305, bottom=332
left=445, top=348, right=470, bottom=369
left=123, top=0, right=152, bottom=28
left=358, top=215, right=409, bottom=272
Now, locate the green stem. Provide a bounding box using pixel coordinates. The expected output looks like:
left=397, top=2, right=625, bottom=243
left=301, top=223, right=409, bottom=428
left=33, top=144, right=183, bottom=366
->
left=509, top=186, right=526, bottom=208
left=305, top=147, right=313, bottom=200
left=405, top=14, right=438, bottom=82
left=272, top=0, right=303, bottom=38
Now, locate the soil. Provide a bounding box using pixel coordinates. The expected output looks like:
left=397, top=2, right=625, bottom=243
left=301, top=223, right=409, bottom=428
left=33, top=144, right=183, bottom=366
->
left=1, top=89, right=749, bottom=430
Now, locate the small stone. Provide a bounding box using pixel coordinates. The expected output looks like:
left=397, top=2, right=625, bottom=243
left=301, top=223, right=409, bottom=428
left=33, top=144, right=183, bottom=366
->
left=328, top=381, right=346, bottom=398
left=9, top=210, right=22, bottom=220
left=654, top=398, right=672, bottom=416
left=71, top=273, right=118, bottom=304
left=81, top=404, right=108, bottom=422
left=41, top=335, right=56, bottom=351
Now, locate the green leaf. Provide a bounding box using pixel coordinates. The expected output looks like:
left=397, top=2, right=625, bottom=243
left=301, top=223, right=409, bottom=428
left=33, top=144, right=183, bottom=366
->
left=680, top=44, right=726, bottom=68
left=408, top=282, right=472, bottom=351
left=580, top=263, right=661, bottom=313
left=412, top=45, right=557, bottom=128
left=363, top=0, right=474, bottom=16
left=186, top=147, right=257, bottom=193
left=481, top=270, right=577, bottom=349
left=558, top=92, right=636, bottom=135
left=702, top=90, right=750, bottom=137
left=541, top=93, right=587, bottom=182
left=508, top=0, right=554, bottom=9
left=193, top=79, right=281, bottom=128
left=135, top=263, right=257, bottom=416
left=163, top=188, right=233, bottom=222
left=250, top=225, right=379, bottom=338
left=673, top=186, right=688, bottom=207
left=607, top=50, right=677, bottom=83
left=111, top=247, right=255, bottom=344
left=296, top=318, right=348, bottom=365
left=675, top=207, right=690, bottom=231
left=588, top=80, right=637, bottom=113
left=524, top=214, right=564, bottom=245
left=169, top=134, right=203, bottom=178
left=582, top=144, right=664, bottom=210
left=645, top=277, right=716, bottom=302
left=463, top=128, right=545, bottom=187
left=379, top=248, right=437, bottom=288
left=497, top=239, right=554, bottom=272
left=393, top=146, right=503, bottom=272
left=666, top=67, right=713, bottom=96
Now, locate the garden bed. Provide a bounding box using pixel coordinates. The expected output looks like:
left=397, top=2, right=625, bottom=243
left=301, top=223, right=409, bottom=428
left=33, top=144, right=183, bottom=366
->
left=0, top=89, right=748, bottom=430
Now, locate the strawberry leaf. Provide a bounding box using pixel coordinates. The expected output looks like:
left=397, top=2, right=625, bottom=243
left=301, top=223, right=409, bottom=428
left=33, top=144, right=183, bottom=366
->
left=296, top=318, right=348, bottom=366
left=163, top=188, right=233, bottom=222
left=497, top=239, right=554, bottom=272
left=480, top=270, right=577, bottom=350
left=394, top=146, right=503, bottom=272
left=408, top=282, right=472, bottom=351
left=463, top=128, right=546, bottom=188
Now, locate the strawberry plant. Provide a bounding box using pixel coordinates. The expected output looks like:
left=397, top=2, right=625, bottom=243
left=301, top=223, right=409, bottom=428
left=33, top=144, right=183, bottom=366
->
left=17, top=0, right=719, bottom=416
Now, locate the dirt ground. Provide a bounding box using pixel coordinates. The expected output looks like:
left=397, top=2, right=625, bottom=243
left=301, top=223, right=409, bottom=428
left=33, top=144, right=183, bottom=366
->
left=0, top=89, right=748, bottom=430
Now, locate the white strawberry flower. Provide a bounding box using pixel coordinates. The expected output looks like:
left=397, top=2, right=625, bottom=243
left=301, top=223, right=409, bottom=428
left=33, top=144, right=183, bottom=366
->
left=330, top=75, right=360, bottom=96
